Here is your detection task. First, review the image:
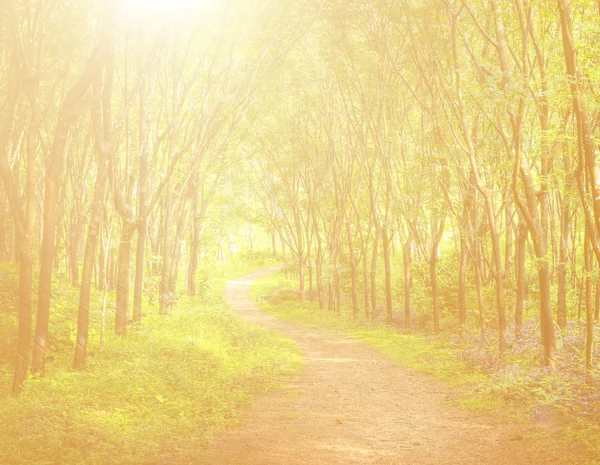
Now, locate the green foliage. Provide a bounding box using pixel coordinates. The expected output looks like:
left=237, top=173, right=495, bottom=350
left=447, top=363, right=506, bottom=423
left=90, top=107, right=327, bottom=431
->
left=251, top=272, right=482, bottom=388
left=0, top=261, right=300, bottom=465
left=0, top=263, right=18, bottom=367
left=253, top=271, right=600, bottom=462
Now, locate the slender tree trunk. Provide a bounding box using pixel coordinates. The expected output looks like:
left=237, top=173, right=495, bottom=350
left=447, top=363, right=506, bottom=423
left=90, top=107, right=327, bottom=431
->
left=473, top=243, right=486, bottom=340
left=382, top=228, right=393, bottom=325
left=314, top=219, right=324, bottom=309
left=371, top=232, right=378, bottom=321
left=281, top=232, right=288, bottom=270
left=346, top=220, right=358, bottom=318
left=584, top=222, right=594, bottom=371
left=271, top=226, right=277, bottom=256
left=69, top=218, right=81, bottom=286
left=32, top=129, right=70, bottom=373
left=362, top=235, right=369, bottom=318
left=557, top=191, right=570, bottom=329
left=187, top=195, right=199, bottom=296
left=488, top=206, right=507, bottom=354
left=12, top=93, right=38, bottom=394
left=504, top=204, right=514, bottom=276
left=150, top=212, right=161, bottom=274
left=115, top=227, right=132, bottom=335
left=73, top=116, right=106, bottom=368
left=133, top=77, right=148, bottom=323
left=403, top=240, right=411, bottom=330
left=458, top=236, right=468, bottom=330
left=169, top=189, right=192, bottom=296
left=327, top=278, right=333, bottom=312
left=456, top=178, right=477, bottom=331
left=298, top=255, right=305, bottom=302
left=430, top=218, right=445, bottom=334
left=430, top=252, right=440, bottom=333
left=296, top=213, right=305, bottom=302
left=596, top=281, right=600, bottom=322
left=107, top=247, right=115, bottom=290
left=31, top=23, right=108, bottom=373
left=307, top=256, right=313, bottom=302
left=0, top=195, right=6, bottom=261
left=515, top=216, right=528, bottom=340
left=98, top=213, right=106, bottom=290
left=159, top=185, right=173, bottom=314
left=133, top=221, right=146, bottom=322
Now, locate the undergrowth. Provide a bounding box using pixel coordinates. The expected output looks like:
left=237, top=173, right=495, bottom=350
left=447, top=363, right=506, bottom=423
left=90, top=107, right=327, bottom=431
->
left=0, top=255, right=300, bottom=465
left=252, top=271, right=600, bottom=464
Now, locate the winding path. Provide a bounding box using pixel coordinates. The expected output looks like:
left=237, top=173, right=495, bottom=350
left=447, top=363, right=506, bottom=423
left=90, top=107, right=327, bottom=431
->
left=207, top=269, right=575, bottom=464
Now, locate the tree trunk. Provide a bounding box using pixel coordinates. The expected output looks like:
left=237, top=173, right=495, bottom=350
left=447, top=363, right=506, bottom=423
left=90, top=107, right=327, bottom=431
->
left=596, top=280, right=600, bottom=322
left=115, top=227, right=132, bottom=336
left=557, top=191, right=570, bottom=330
left=133, top=76, right=148, bottom=323
left=371, top=232, right=378, bottom=321
left=169, top=189, right=192, bottom=296
left=98, top=212, right=107, bottom=290
left=504, top=204, right=514, bottom=276
left=307, top=256, right=313, bottom=302
left=403, top=240, right=411, bottom=330
left=159, top=185, right=173, bottom=314
left=69, top=217, right=81, bottom=286
left=187, top=195, right=199, bottom=296
left=473, top=243, right=486, bottom=340
left=314, top=219, right=324, bottom=309
left=296, top=214, right=305, bottom=302
left=515, top=216, right=528, bottom=340
left=458, top=236, right=468, bottom=330
left=430, top=217, right=445, bottom=334
left=271, top=226, right=277, bottom=256
left=12, top=93, right=38, bottom=394
left=31, top=28, right=108, bottom=374
left=584, top=222, right=593, bottom=371
left=362, top=235, right=369, bottom=318
left=73, top=129, right=106, bottom=368
left=430, top=254, right=440, bottom=333
left=346, top=220, right=358, bottom=318
left=382, top=228, right=393, bottom=325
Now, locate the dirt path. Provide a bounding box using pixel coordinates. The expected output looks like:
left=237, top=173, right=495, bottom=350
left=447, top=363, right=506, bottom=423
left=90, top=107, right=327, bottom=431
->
left=208, top=269, right=573, bottom=464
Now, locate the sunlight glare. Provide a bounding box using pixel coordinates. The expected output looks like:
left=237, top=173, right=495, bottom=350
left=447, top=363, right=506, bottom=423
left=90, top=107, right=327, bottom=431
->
left=125, top=0, right=223, bottom=15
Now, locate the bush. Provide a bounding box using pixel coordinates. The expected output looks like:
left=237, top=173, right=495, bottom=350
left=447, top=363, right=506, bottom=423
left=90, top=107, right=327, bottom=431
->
left=0, top=259, right=301, bottom=464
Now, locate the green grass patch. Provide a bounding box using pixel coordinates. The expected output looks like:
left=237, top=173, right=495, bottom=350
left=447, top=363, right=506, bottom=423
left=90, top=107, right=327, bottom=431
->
left=0, top=258, right=301, bottom=465
left=251, top=272, right=485, bottom=391
left=252, top=271, right=600, bottom=463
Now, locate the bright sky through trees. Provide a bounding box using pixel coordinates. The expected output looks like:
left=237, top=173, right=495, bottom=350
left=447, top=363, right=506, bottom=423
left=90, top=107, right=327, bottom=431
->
left=125, top=0, right=223, bottom=14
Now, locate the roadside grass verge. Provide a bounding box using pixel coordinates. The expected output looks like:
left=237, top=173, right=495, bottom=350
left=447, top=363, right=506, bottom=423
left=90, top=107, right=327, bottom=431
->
left=0, top=257, right=300, bottom=465
left=251, top=271, right=600, bottom=464
left=250, top=273, right=486, bottom=392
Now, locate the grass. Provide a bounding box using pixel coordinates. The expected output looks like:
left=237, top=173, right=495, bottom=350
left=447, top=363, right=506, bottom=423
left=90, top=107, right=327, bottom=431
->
left=251, top=273, right=485, bottom=391
left=0, top=254, right=301, bottom=465
left=251, top=271, right=600, bottom=464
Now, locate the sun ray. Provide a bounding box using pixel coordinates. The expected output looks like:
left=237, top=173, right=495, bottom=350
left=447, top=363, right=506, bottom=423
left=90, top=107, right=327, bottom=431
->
left=124, top=0, right=223, bottom=15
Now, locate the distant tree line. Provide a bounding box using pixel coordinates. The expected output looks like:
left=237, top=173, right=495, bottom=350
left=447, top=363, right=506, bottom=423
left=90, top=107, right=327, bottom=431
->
left=0, top=0, right=314, bottom=395
left=251, top=0, right=600, bottom=374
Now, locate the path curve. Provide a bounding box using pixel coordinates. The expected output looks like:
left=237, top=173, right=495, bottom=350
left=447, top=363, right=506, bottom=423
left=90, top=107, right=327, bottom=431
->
left=208, top=269, right=571, bottom=464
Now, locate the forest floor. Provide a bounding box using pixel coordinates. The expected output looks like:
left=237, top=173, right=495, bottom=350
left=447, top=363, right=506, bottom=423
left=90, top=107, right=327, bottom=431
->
left=208, top=268, right=592, bottom=465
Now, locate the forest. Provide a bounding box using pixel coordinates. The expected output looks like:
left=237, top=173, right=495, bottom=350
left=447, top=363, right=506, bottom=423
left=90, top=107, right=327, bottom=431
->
left=1, top=0, right=600, bottom=463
